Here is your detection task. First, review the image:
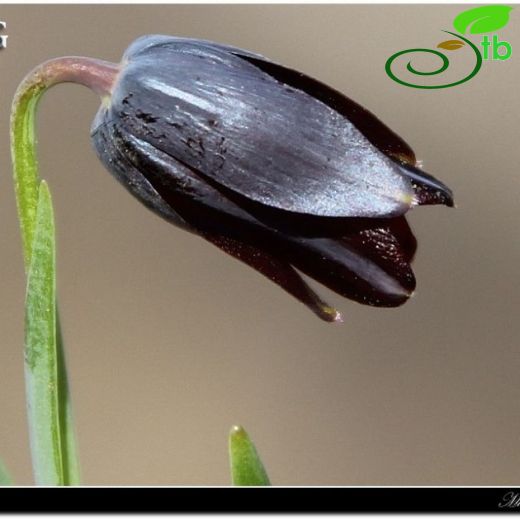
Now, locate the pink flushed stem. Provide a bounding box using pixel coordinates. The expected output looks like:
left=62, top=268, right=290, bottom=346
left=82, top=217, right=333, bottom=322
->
left=15, top=56, right=120, bottom=99
left=11, top=56, right=119, bottom=266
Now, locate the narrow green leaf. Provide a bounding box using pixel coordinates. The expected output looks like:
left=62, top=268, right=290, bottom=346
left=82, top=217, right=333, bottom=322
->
left=229, top=425, right=270, bottom=486
left=24, top=181, right=64, bottom=485
left=0, top=459, right=13, bottom=486
left=11, top=64, right=80, bottom=485
left=56, top=313, right=80, bottom=485
left=453, top=5, right=513, bottom=34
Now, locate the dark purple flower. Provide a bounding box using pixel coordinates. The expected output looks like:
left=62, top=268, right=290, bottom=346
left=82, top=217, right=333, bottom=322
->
left=91, top=35, right=453, bottom=321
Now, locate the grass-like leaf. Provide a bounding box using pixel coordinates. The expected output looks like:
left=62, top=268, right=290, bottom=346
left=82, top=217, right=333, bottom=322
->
left=24, top=182, right=63, bottom=484
left=229, top=425, right=270, bottom=486
left=0, top=458, right=13, bottom=486
left=56, top=313, right=80, bottom=485
left=11, top=65, right=80, bottom=485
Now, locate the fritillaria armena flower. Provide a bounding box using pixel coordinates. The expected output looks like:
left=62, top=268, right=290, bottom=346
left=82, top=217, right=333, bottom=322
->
left=72, top=36, right=453, bottom=321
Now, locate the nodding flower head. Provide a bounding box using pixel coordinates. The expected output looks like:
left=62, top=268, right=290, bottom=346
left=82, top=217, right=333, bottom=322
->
left=88, top=35, right=453, bottom=322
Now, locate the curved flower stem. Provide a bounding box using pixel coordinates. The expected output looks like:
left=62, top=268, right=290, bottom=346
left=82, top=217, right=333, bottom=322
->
left=12, top=56, right=118, bottom=263
left=10, top=56, right=118, bottom=485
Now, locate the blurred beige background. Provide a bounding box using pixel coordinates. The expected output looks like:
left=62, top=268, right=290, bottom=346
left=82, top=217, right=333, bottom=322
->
left=0, top=5, right=518, bottom=486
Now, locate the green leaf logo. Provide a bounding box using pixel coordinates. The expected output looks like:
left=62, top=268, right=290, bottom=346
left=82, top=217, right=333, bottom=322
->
left=453, top=5, right=513, bottom=34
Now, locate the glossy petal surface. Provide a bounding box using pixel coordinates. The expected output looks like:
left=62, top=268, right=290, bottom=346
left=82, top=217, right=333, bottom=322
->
left=101, top=36, right=415, bottom=218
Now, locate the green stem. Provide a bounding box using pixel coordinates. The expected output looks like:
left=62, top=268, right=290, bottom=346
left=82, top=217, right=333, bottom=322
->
left=11, top=57, right=118, bottom=266
left=10, top=56, right=118, bottom=485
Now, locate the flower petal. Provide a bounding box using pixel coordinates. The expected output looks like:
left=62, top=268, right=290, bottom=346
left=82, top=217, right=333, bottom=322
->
left=107, top=37, right=415, bottom=218
left=204, top=234, right=341, bottom=322
left=93, top=121, right=416, bottom=314
left=236, top=53, right=454, bottom=209
left=280, top=219, right=417, bottom=307
left=91, top=119, right=192, bottom=231
left=398, top=161, right=454, bottom=207
left=237, top=54, right=418, bottom=167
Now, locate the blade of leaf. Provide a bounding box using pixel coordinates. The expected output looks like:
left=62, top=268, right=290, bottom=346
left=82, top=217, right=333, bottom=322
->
left=11, top=64, right=80, bottom=485
left=25, top=181, right=68, bottom=485
left=229, top=425, right=270, bottom=486
left=0, top=458, right=13, bottom=486
left=56, top=312, right=80, bottom=485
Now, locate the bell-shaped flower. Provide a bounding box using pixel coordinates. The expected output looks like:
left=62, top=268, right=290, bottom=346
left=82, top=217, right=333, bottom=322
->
left=88, top=35, right=453, bottom=321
